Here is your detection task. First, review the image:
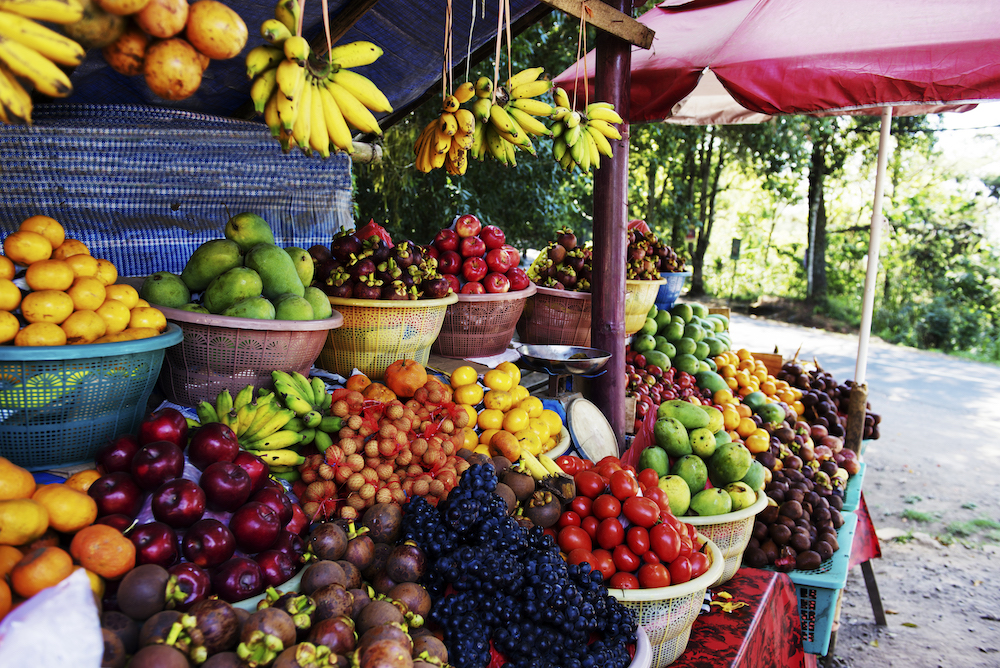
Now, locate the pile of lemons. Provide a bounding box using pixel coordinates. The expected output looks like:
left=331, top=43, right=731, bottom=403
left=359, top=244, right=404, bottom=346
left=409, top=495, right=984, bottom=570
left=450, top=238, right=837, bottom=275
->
left=0, top=215, right=167, bottom=346
left=449, top=361, right=564, bottom=460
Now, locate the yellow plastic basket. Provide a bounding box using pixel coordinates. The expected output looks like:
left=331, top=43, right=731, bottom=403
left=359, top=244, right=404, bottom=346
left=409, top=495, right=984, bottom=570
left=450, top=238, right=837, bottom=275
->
left=624, top=278, right=668, bottom=336
left=318, top=294, right=458, bottom=380
left=608, top=536, right=724, bottom=668
left=679, top=490, right=768, bottom=588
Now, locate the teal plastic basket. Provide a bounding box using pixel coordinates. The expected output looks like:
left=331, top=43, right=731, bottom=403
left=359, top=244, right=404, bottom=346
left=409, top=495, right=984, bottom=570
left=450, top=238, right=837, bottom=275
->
left=0, top=325, right=182, bottom=470
left=842, top=462, right=866, bottom=512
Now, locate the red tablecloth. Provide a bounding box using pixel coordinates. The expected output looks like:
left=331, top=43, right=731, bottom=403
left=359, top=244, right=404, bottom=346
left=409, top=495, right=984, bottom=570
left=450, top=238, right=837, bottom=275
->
left=849, top=493, right=881, bottom=568
left=670, top=568, right=808, bottom=668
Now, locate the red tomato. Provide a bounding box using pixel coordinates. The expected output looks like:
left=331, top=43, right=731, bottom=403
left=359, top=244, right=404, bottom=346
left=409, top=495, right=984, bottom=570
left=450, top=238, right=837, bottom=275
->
left=650, top=523, right=681, bottom=563
left=555, top=455, right=582, bottom=475
left=592, top=494, right=622, bottom=520
left=622, top=464, right=637, bottom=477
left=643, top=487, right=672, bottom=516
left=610, top=470, right=639, bottom=500
left=642, top=550, right=661, bottom=565
left=637, top=468, right=659, bottom=490
left=581, top=515, right=600, bottom=539
left=596, top=517, right=626, bottom=550
left=612, top=544, right=641, bottom=572
left=597, top=455, right=622, bottom=468
left=678, top=528, right=694, bottom=558
left=626, top=526, right=650, bottom=556
left=597, top=461, right=622, bottom=480
left=558, top=526, right=592, bottom=553
left=569, top=496, right=593, bottom=518
left=592, top=549, right=616, bottom=581
left=622, top=496, right=660, bottom=528
left=669, top=556, right=692, bottom=585
left=566, top=548, right=597, bottom=571
left=638, top=563, right=671, bottom=588
left=609, top=572, right=640, bottom=589
left=689, top=551, right=711, bottom=580
left=558, top=510, right=582, bottom=529
left=543, top=527, right=557, bottom=542
left=574, top=470, right=607, bottom=499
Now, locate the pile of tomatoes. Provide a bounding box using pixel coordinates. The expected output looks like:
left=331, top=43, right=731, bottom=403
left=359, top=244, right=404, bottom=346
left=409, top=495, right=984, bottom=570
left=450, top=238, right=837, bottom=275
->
left=550, top=455, right=711, bottom=589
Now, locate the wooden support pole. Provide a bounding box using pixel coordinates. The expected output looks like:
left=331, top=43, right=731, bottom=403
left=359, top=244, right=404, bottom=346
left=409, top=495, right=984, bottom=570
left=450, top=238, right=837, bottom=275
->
left=534, top=0, right=654, bottom=48
left=845, top=382, right=868, bottom=454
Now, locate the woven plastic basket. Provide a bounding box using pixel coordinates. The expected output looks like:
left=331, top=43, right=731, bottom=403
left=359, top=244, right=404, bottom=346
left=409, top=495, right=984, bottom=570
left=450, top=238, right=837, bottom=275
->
left=0, top=325, right=182, bottom=470
left=654, top=272, right=691, bottom=311
left=318, top=294, right=457, bottom=380
left=432, top=284, right=536, bottom=358
left=679, top=490, right=769, bottom=587
left=157, top=307, right=344, bottom=406
left=608, top=536, right=724, bottom=667
left=517, top=285, right=592, bottom=346
left=624, top=279, right=667, bottom=335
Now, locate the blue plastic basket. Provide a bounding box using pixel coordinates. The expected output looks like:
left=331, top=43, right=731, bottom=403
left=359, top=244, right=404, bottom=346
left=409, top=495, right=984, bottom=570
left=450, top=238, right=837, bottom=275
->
left=842, top=462, right=866, bottom=512
left=654, top=271, right=691, bottom=311
left=0, top=325, right=182, bottom=470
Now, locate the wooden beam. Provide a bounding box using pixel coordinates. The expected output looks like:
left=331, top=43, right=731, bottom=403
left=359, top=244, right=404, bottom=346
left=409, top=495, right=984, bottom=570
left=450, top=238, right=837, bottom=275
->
left=535, top=0, right=654, bottom=49
left=311, top=0, right=384, bottom=58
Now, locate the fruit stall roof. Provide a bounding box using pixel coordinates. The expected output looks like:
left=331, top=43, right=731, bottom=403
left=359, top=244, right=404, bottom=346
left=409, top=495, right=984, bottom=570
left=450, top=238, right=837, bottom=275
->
left=60, top=0, right=547, bottom=127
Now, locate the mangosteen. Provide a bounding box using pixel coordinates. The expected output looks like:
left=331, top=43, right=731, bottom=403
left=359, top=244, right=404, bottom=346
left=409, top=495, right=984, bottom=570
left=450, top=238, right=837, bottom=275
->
left=312, top=583, right=354, bottom=621
left=128, top=645, right=190, bottom=668
left=500, top=469, right=534, bottom=502
left=779, top=500, right=803, bottom=520
left=744, top=547, right=768, bottom=569
left=353, top=277, right=382, bottom=300
left=768, top=523, right=791, bottom=546
left=385, top=542, right=426, bottom=584
left=548, top=244, right=567, bottom=264
left=523, top=491, right=560, bottom=528
left=557, top=228, right=577, bottom=251
left=494, top=483, right=517, bottom=514
left=491, top=456, right=513, bottom=474
left=349, top=588, right=371, bottom=619
left=360, top=504, right=403, bottom=545
left=184, top=597, right=240, bottom=661
left=387, top=582, right=431, bottom=619
left=337, top=560, right=363, bottom=589
left=370, top=570, right=397, bottom=596
left=238, top=608, right=298, bottom=667
left=307, top=616, right=356, bottom=654
left=308, top=245, right=332, bottom=263
left=299, top=560, right=347, bottom=595
left=117, top=564, right=170, bottom=621
left=355, top=638, right=412, bottom=668
left=101, top=627, right=127, bottom=668
left=355, top=599, right=404, bottom=637
left=412, top=634, right=448, bottom=663
left=362, top=543, right=392, bottom=583
left=323, top=279, right=354, bottom=298
left=102, top=610, right=141, bottom=655
left=421, top=277, right=452, bottom=299
left=202, top=652, right=245, bottom=668
left=138, top=610, right=183, bottom=648
left=310, top=522, right=348, bottom=561
left=358, top=622, right=412, bottom=658
left=331, top=232, right=362, bottom=261
left=272, top=642, right=336, bottom=668
left=796, top=550, right=822, bottom=571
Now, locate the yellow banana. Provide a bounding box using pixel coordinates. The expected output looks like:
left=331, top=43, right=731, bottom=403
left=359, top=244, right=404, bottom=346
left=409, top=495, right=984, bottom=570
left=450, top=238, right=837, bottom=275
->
left=470, top=96, right=492, bottom=123
left=560, top=150, right=575, bottom=171
left=474, top=75, right=492, bottom=98
left=431, top=140, right=447, bottom=169
left=505, top=106, right=551, bottom=137
left=552, top=136, right=567, bottom=162
left=505, top=138, right=517, bottom=167
left=245, top=429, right=302, bottom=451
left=413, top=120, right=435, bottom=172
left=552, top=86, right=571, bottom=109
left=438, top=111, right=457, bottom=137
left=233, top=385, right=255, bottom=411
left=586, top=123, right=614, bottom=158
left=0, top=62, right=32, bottom=123
left=289, top=371, right=316, bottom=404
left=508, top=97, right=553, bottom=117
left=453, top=108, right=475, bottom=135
left=445, top=147, right=467, bottom=175
left=318, top=84, right=354, bottom=153
left=250, top=407, right=296, bottom=441
left=453, top=81, right=475, bottom=104
left=588, top=118, right=623, bottom=140
left=330, top=68, right=392, bottom=113
left=433, top=127, right=451, bottom=156
left=263, top=91, right=281, bottom=137
left=196, top=401, right=220, bottom=425
left=582, top=128, right=598, bottom=170
left=0, top=12, right=84, bottom=66
left=261, top=18, right=292, bottom=46
left=452, top=130, right=473, bottom=151
left=564, top=123, right=582, bottom=148
left=250, top=67, right=278, bottom=114
left=245, top=44, right=283, bottom=79
left=328, top=40, right=382, bottom=69
left=277, top=89, right=300, bottom=132
left=276, top=58, right=304, bottom=99
left=0, top=35, right=71, bottom=98
left=485, top=126, right=507, bottom=165
left=242, top=401, right=280, bottom=441
left=518, top=450, right=549, bottom=481
left=0, top=0, right=82, bottom=23
left=569, top=132, right=586, bottom=165
left=441, top=94, right=459, bottom=113
left=506, top=66, right=544, bottom=92
left=313, top=430, right=333, bottom=453
left=538, top=453, right=565, bottom=476
left=565, top=110, right=582, bottom=128
left=509, top=79, right=551, bottom=100
left=283, top=35, right=309, bottom=65
left=291, top=78, right=313, bottom=151
left=310, top=377, right=327, bottom=405
left=551, top=105, right=571, bottom=121
left=470, top=119, right=487, bottom=161
left=273, top=0, right=300, bottom=34
left=233, top=403, right=254, bottom=437
left=308, top=84, right=330, bottom=157
left=215, top=388, right=234, bottom=419
left=488, top=103, right=517, bottom=136
left=325, top=80, right=382, bottom=135
left=587, top=105, right=624, bottom=124
left=587, top=101, right=615, bottom=110
left=499, top=115, right=534, bottom=152
left=257, top=448, right=306, bottom=467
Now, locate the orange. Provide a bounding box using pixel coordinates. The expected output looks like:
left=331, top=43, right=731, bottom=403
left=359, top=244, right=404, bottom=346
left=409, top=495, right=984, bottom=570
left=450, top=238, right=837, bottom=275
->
left=713, top=388, right=736, bottom=406
left=0, top=579, right=10, bottom=621
left=93, top=259, right=118, bottom=286
left=462, top=427, right=478, bottom=450
left=745, top=429, right=770, bottom=454
left=479, top=428, right=500, bottom=446
left=361, top=382, right=396, bottom=403
left=0, top=498, right=49, bottom=545
left=540, top=409, right=563, bottom=437
left=74, top=565, right=105, bottom=598
left=3, top=230, right=52, bottom=266
left=20, top=290, right=74, bottom=325
left=0, top=457, right=37, bottom=500
left=734, top=403, right=752, bottom=419
left=509, top=384, right=530, bottom=407
left=18, top=215, right=65, bottom=249
left=67, top=276, right=107, bottom=311
left=95, top=299, right=130, bottom=335
left=736, top=417, right=758, bottom=439
left=496, top=361, right=521, bottom=386
left=459, top=403, right=477, bottom=427
left=64, top=469, right=102, bottom=494
left=502, top=407, right=529, bottom=433
left=61, top=309, right=107, bottom=344
left=10, top=546, right=74, bottom=598
left=453, top=383, right=483, bottom=406
left=514, top=429, right=542, bottom=456
left=477, top=408, right=503, bottom=431
left=449, top=365, right=478, bottom=389
left=528, top=416, right=551, bottom=442
left=483, top=389, right=512, bottom=412
left=14, top=322, right=67, bottom=347
left=736, top=348, right=751, bottom=361
left=520, top=396, right=544, bottom=419
left=134, top=298, right=150, bottom=308
left=483, top=369, right=513, bottom=392
left=0, top=279, right=22, bottom=311
left=51, top=238, right=90, bottom=260
left=103, top=283, right=139, bottom=309
left=0, top=312, right=17, bottom=346
left=128, top=306, right=166, bottom=331
left=64, top=253, right=99, bottom=279
left=32, top=484, right=98, bottom=533
left=69, top=524, right=135, bottom=580
left=24, top=259, right=74, bottom=292
left=384, top=359, right=428, bottom=398
left=0, top=545, right=23, bottom=578
left=0, top=255, right=14, bottom=280
left=345, top=373, right=371, bottom=393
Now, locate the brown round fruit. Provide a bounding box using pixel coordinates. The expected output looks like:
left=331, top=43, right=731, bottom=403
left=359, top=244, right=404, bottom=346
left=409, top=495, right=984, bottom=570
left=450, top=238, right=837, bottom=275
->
left=64, top=0, right=128, bottom=49
left=143, top=38, right=203, bottom=100
left=102, top=22, right=149, bottom=77
left=185, top=0, right=247, bottom=60
left=97, top=0, right=151, bottom=16
left=135, top=0, right=189, bottom=38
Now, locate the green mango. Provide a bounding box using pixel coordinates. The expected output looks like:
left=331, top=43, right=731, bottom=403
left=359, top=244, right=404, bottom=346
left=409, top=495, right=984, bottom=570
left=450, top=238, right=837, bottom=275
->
left=697, top=365, right=729, bottom=392
left=755, top=402, right=787, bottom=426
left=673, top=353, right=700, bottom=376
left=654, top=309, right=672, bottom=333
left=273, top=293, right=315, bottom=321
left=653, top=416, right=690, bottom=457
left=632, top=333, right=656, bottom=353
left=224, top=212, right=276, bottom=253
left=740, top=460, right=767, bottom=492
left=690, top=487, right=732, bottom=516
left=694, top=340, right=710, bottom=360
left=690, top=302, right=707, bottom=318
left=640, top=317, right=658, bottom=336
left=655, top=339, right=677, bottom=358
left=742, top=391, right=769, bottom=412
left=689, top=427, right=717, bottom=459
left=643, top=349, right=671, bottom=371
left=657, top=399, right=710, bottom=430
left=706, top=336, right=728, bottom=357
left=180, top=239, right=242, bottom=292
left=179, top=303, right=210, bottom=314
left=139, top=271, right=190, bottom=309
left=671, top=455, right=708, bottom=498
left=303, top=286, right=333, bottom=319
left=724, top=482, right=756, bottom=511
left=664, top=322, right=685, bottom=342
left=709, top=442, right=753, bottom=487
left=203, top=267, right=263, bottom=314
left=657, top=475, right=691, bottom=516
left=245, top=243, right=305, bottom=300
left=714, top=429, right=733, bottom=447
left=284, top=247, right=315, bottom=287
left=638, top=445, right=670, bottom=477
left=222, top=296, right=275, bottom=320
left=670, top=302, right=693, bottom=323
left=683, top=322, right=705, bottom=342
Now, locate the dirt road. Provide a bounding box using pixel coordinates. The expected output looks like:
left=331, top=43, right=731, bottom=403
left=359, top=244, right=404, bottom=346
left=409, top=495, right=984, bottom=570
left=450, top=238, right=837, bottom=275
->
left=730, top=314, right=1000, bottom=667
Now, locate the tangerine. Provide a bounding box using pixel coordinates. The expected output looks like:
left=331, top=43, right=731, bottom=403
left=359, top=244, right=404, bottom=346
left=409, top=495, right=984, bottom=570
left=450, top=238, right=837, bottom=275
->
left=63, top=469, right=102, bottom=494
left=0, top=498, right=49, bottom=545
left=0, top=457, right=37, bottom=500
left=32, top=484, right=98, bottom=533
left=103, top=284, right=139, bottom=309
left=67, top=276, right=107, bottom=311
left=483, top=389, right=512, bottom=412
left=477, top=408, right=504, bottom=431
left=10, top=546, right=74, bottom=598
left=21, top=290, right=74, bottom=325
left=483, top=369, right=513, bottom=392
left=93, top=259, right=118, bottom=286
left=0, top=278, right=22, bottom=311
left=540, top=409, right=563, bottom=438
left=520, top=396, right=544, bottom=419
left=25, top=259, right=74, bottom=291
left=61, top=310, right=107, bottom=344
left=128, top=306, right=167, bottom=331
left=0, top=256, right=14, bottom=280
left=15, top=322, right=68, bottom=347
left=69, top=524, right=135, bottom=580
left=51, top=238, right=90, bottom=260
left=361, top=382, right=397, bottom=403
left=502, top=407, right=529, bottom=433
left=509, top=384, right=530, bottom=407
left=462, top=428, right=478, bottom=450
left=496, top=361, right=521, bottom=386
left=384, top=359, right=428, bottom=398
left=0, top=579, right=10, bottom=621
left=64, top=253, right=99, bottom=279
left=18, top=215, right=65, bottom=249
left=0, top=312, right=17, bottom=344
left=0, top=545, right=22, bottom=578
left=134, top=298, right=150, bottom=308
left=479, top=428, right=501, bottom=445
left=96, top=299, right=130, bottom=335
left=345, top=374, right=371, bottom=393
left=450, top=365, right=478, bottom=389
left=453, top=383, right=483, bottom=406
left=3, top=230, right=52, bottom=265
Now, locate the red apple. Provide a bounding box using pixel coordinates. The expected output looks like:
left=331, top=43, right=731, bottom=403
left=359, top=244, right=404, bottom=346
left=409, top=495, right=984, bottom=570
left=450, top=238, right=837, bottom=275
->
left=271, top=530, right=307, bottom=562
left=166, top=562, right=212, bottom=611
left=461, top=256, right=488, bottom=283
left=95, top=434, right=140, bottom=474
left=151, top=478, right=206, bottom=528
left=88, top=472, right=144, bottom=518
left=199, top=461, right=252, bottom=512
left=232, top=451, right=269, bottom=494
left=453, top=214, right=482, bottom=238
left=460, top=282, right=485, bottom=294
left=182, top=518, right=236, bottom=568
left=229, top=501, right=281, bottom=554
left=254, top=549, right=298, bottom=588
left=484, top=272, right=511, bottom=294
left=211, top=556, right=264, bottom=603
left=187, top=423, right=240, bottom=471
left=442, top=273, right=461, bottom=294
left=285, top=503, right=308, bottom=536
left=507, top=267, right=530, bottom=291
left=422, top=244, right=439, bottom=261
left=250, top=487, right=294, bottom=526
left=139, top=407, right=188, bottom=448
left=432, top=228, right=459, bottom=253
left=131, top=440, right=185, bottom=491
left=437, top=250, right=462, bottom=274
left=480, top=224, right=506, bottom=250
left=485, top=247, right=513, bottom=274
left=459, top=235, right=486, bottom=258
left=130, top=521, right=179, bottom=568
left=502, top=244, right=521, bottom=267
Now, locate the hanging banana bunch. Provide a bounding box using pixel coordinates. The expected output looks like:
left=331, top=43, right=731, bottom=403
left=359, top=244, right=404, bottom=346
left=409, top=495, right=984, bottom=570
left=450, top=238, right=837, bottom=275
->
left=413, top=81, right=476, bottom=174
left=0, top=0, right=86, bottom=124
left=549, top=85, right=624, bottom=172
left=247, top=0, right=392, bottom=156
left=469, top=67, right=553, bottom=166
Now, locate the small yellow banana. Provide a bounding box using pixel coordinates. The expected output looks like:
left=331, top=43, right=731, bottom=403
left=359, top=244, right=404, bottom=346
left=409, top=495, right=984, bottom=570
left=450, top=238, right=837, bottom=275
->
left=282, top=35, right=310, bottom=65
left=246, top=44, right=283, bottom=79
left=488, top=103, right=517, bottom=136
left=453, top=81, right=475, bottom=104
left=552, top=86, right=571, bottom=109
left=318, top=84, right=355, bottom=153
left=586, top=105, right=624, bottom=124
left=588, top=118, right=623, bottom=141
left=509, top=79, right=552, bottom=100
left=508, top=97, right=554, bottom=117
left=257, top=448, right=306, bottom=467
left=325, top=80, right=382, bottom=135
left=328, top=40, right=382, bottom=69
left=505, top=106, right=551, bottom=137
left=0, top=35, right=71, bottom=98
left=506, top=66, right=544, bottom=92
left=0, top=0, right=82, bottom=23
left=250, top=67, right=278, bottom=114
left=261, top=18, right=292, bottom=46
left=330, top=68, right=392, bottom=113
left=0, top=12, right=84, bottom=66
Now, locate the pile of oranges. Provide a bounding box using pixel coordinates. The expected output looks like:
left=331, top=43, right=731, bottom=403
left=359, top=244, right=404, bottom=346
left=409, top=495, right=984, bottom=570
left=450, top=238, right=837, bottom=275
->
left=0, top=215, right=168, bottom=346
left=449, top=362, right=564, bottom=461
left=0, top=457, right=134, bottom=622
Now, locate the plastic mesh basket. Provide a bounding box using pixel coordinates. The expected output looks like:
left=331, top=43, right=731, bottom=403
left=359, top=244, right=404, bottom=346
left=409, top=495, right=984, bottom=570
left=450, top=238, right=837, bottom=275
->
left=654, top=272, right=691, bottom=311
left=679, top=490, right=769, bottom=587
left=609, top=537, right=724, bottom=667
left=842, top=462, right=866, bottom=512
left=0, top=325, right=182, bottom=470
left=625, top=279, right=667, bottom=335
left=432, top=285, right=536, bottom=358
left=318, top=294, right=457, bottom=380
left=157, top=307, right=344, bottom=406
left=516, top=285, right=592, bottom=346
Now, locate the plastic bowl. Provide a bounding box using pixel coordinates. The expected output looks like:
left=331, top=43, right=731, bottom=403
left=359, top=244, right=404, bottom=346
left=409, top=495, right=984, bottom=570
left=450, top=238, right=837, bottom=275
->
left=655, top=272, right=691, bottom=311
left=624, top=278, right=667, bottom=335
left=679, top=490, right=768, bottom=587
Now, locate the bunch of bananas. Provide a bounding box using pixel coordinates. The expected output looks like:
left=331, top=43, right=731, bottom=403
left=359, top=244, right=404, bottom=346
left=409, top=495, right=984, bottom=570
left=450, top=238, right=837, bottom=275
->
left=0, top=0, right=86, bottom=124
left=469, top=67, right=553, bottom=166
left=550, top=86, right=624, bottom=172
left=247, top=0, right=392, bottom=156
left=413, top=81, right=476, bottom=174
left=517, top=450, right=567, bottom=481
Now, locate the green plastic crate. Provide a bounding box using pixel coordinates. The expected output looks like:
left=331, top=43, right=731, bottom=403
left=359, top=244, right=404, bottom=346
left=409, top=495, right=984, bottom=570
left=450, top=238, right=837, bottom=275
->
left=842, top=462, right=866, bottom=512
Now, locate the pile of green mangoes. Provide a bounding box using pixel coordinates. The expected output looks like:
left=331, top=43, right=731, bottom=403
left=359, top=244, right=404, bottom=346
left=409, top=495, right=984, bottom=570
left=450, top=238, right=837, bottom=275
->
left=640, top=399, right=766, bottom=517
left=632, top=301, right=732, bottom=377
left=139, top=213, right=334, bottom=321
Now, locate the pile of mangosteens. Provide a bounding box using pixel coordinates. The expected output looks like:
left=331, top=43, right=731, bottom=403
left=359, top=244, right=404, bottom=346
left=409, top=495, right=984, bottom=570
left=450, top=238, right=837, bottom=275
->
left=309, top=221, right=453, bottom=301
left=426, top=213, right=531, bottom=295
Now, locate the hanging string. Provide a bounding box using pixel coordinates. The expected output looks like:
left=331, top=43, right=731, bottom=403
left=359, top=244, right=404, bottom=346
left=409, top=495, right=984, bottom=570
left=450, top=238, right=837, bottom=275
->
left=571, top=1, right=592, bottom=109
left=491, top=0, right=504, bottom=103
left=504, top=0, right=512, bottom=89
left=464, top=0, right=479, bottom=83
left=443, top=0, right=453, bottom=99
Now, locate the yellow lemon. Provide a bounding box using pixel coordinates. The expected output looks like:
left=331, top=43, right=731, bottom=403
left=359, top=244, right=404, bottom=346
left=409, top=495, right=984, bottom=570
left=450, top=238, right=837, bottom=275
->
left=496, top=361, right=521, bottom=386
left=477, top=408, right=504, bottom=431
left=453, top=383, right=484, bottom=406
left=21, top=290, right=74, bottom=325
left=14, top=322, right=67, bottom=346
left=0, top=279, right=22, bottom=311
left=520, top=396, right=544, bottom=418
left=19, top=215, right=65, bottom=249
left=65, top=254, right=99, bottom=279
left=93, top=259, right=118, bottom=287
left=96, top=299, right=130, bottom=335
left=540, top=409, right=563, bottom=437
left=129, top=306, right=167, bottom=332
left=483, top=369, right=513, bottom=392
left=51, top=238, right=90, bottom=260
left=67, top=277, right=107, bottom=311
left=0, top=256, right=15, bottom=281
left=25, top=259, right=75, bottom=292
left=0, top=312, right=19, bottom=344
left=509, top=384, right=530, bottom=406
left=104, top=284, right=139, bottom=310
left=450, top=365, right=478, bottom=389
left=502, top=407, right=529, bottom=433
left=528, top=416, right=551, bottom=442
left=61, top=310, right=107, bottom=345
left=3, top=231, right=51, bottom=266
left=483, top=389, right=512, bottom=412
left=479, top=428, right=501, bottom=445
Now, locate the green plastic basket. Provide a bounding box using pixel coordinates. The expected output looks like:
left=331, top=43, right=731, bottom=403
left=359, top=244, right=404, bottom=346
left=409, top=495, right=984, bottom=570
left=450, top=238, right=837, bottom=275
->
left=842, top=462, right=866, bottom=512
left=0, top=325, right=182, bottom=470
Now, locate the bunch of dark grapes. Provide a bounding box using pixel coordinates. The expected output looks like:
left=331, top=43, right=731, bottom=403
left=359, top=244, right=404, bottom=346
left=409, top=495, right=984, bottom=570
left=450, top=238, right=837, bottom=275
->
left=405, top=462, right=637, bottom=668
left=776, top=361, right=881, bottom=440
